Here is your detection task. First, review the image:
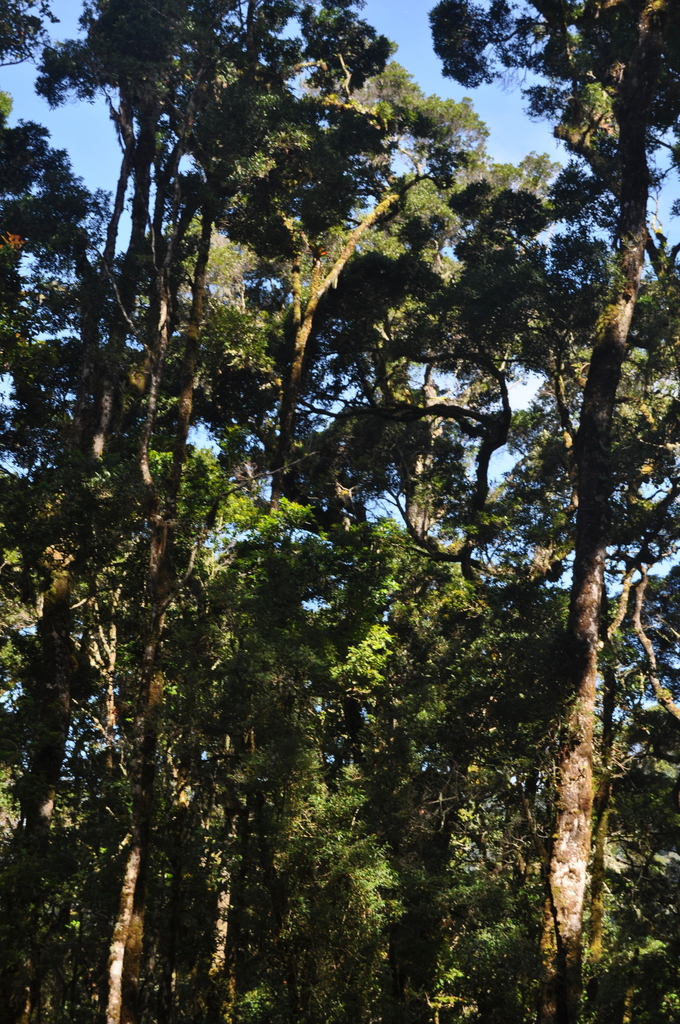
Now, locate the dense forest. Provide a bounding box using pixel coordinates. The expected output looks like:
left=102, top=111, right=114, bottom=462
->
left=2, top=1, right=680, bottom=1022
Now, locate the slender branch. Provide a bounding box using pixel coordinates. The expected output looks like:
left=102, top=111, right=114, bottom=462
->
left=100, top=260, right=140, bottom=339
left=633, top=571, right=680, bottom=725
left=607, top=568, right=635, bottom=640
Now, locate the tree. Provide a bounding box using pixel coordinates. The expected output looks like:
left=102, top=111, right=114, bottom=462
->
left=430, top=0, right=680, bottom=1020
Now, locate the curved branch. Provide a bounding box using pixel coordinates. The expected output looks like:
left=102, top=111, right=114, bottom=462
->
left=633, top=571, right=680, bottom=726
left=607, top=568, right=635, bottom=640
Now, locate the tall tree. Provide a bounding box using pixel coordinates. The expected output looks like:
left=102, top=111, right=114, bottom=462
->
left=430, top=0, right=680, bottom=1019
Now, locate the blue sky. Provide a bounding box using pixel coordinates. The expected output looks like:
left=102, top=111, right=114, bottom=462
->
left=0, top=0, right=561, bottom=196
left=363, top=0, right=558, bottom=164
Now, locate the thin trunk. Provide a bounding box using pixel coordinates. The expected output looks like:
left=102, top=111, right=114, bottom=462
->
left=633, top=572, right=680, bottom=726
left=104, top=629, right=118, bottom=773
left=205, top=877, right=233, bottom=1024
left=109, top=246, right=174, bottom=1024
left=403, top=370, right=441, bottom=540
left=515, top=782, right=556, bottom=1024
left=75, top=92, right=139, bottom=459
left=106, top=216, right=212, bottom=1024
left=94, top=107, right=157, bottom=462
left=157, top=793, right=191, bottom=1024
left=221, top=790, right=255, bottom=1022
left=119, top=656, right=163, bottom=1024
left=588, top=796, right=610, bottom=964
left=206, top=794, right=239, bottom=1019
left=587, top=666, right=616, bottom=1002
left=211, top=878, right=232, bottom=977
left=621, top=950, right=638, bottom=1023
left=88, top=594, right=120, bottom=773
left=538, top=9, right=662, bottom=1020
left=621, top=984, right=634, bottom=1024
left=106, top=846, right=142, bottom=1024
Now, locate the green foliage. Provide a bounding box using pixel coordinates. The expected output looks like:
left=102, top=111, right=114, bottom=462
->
left=0, top=0, right=51, bottom=66
left=1, top=2, right=680, bottom=1022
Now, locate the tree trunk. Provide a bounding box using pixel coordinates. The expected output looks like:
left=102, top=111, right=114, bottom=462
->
left=538, top=9, right=662, bottom=1019
left=105, top=215, right=212, bottom=1024
left=587, top=666, right=616, bottom=1003
left=75, top=92, right=151, bottom=461
left=157, top=791, right=190, bottom=1024
left=621, top=950, right=638, bottom=1023
left=587, top=790, right=610, bottom=980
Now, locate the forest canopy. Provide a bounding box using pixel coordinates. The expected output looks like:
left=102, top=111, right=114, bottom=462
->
left=2, top=2, right=680, bottom=1023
